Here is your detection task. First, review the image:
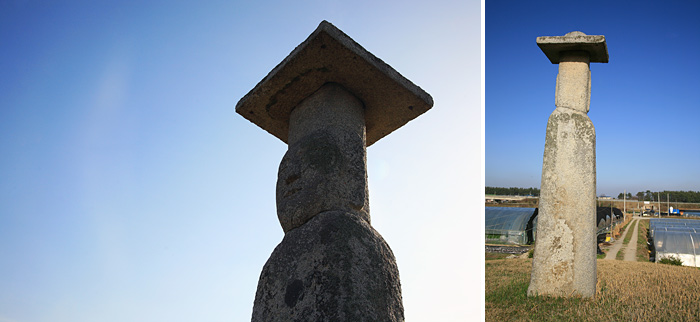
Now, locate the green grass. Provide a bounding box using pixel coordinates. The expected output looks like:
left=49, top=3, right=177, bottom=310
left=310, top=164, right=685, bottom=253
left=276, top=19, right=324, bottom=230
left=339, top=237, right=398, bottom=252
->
left=659, top=255, right=683, bottom=266
left=485, top=252, right=511, bottom=260
left=622, top=221, right=634, bottom=245
left=618, top=217, right=633, bottom=237
left=615, top=219, right=636, bottom=260
left=636, top=219, right=650, bottom=262
left=615, top=249, right=624, bottom=260
left=485, top=271, right=591, bottom=321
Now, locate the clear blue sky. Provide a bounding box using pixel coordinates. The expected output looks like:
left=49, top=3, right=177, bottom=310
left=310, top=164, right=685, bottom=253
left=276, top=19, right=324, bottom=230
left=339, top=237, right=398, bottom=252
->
left=0, top=1, right=481, bottom=321
left=486, top=1, right=700, bottom=197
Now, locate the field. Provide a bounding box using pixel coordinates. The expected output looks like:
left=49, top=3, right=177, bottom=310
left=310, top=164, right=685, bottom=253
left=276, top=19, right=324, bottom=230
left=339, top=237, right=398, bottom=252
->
left=486, top=259, right=700, bottom=321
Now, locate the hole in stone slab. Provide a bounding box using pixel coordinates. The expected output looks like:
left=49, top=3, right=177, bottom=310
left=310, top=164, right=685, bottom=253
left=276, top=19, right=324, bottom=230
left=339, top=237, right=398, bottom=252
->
left=285, top=279, right=304, bottom=307
left=284, top=187, right=301, bottom=198
left=285, top=173, right=300, bottom=185
left=408, top=105, right=414, bottom=110
left=320, top=221, right=340, bottom=244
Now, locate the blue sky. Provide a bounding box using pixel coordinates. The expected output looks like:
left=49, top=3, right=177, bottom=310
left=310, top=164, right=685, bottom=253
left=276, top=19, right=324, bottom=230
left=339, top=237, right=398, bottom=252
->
left=486, top=1, right=700, bottom=197
left=0, top=1, right=480, bottom=321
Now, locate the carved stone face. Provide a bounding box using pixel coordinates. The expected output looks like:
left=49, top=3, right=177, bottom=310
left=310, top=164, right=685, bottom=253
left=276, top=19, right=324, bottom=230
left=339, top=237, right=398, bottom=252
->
left=276, top=130, right=368, bottom=232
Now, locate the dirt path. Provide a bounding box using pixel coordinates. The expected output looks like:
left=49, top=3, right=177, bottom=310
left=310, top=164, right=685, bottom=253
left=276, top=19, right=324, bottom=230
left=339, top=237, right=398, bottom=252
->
left=604, top=217, right=638, bottom=260
left=623, top=217, right=641, bottom=261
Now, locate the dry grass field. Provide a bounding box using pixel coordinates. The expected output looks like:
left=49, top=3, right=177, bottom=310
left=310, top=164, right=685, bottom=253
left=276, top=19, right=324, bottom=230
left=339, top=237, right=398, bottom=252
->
left=486, top=258, right=700, bottom=321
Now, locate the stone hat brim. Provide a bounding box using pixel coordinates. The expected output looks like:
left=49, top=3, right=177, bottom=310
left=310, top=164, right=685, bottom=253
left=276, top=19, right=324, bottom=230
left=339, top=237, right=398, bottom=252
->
left=235, top=20, right=433, bottom=147
left=537, top=34, right=608, bottom=64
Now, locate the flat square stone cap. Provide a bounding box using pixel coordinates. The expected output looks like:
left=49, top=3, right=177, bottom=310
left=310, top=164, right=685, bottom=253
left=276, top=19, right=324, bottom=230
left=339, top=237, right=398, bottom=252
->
left=537, top=31, right=608, bottom=64
left=235, top=20, right=433, bottom=147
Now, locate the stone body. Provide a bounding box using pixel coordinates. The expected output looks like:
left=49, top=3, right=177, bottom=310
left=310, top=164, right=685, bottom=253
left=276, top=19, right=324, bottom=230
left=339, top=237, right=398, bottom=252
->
left=555, top=52, right=591, bottom=113
left=251, top=211, right=403, bottom=322
left=528, top=32, right=608, bottom=298
left=528, top=106, right=597, bottom=297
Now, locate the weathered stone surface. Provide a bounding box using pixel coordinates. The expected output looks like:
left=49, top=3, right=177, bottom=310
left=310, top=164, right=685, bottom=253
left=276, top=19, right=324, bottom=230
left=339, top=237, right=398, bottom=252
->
left=554, top=52, right=591, bottom=113
left=528, top=108, right=597, bottom=297
left=235, top=20, right=433, bottom=146
left=537, top=31, right=608, bottom=64
left=528, top=32, right=607, bottom=298
left=287, top=83, right=366, bottom=146
left=276, top=83, right=369, bottom=233
left=251, top=211, right=403, bottom=322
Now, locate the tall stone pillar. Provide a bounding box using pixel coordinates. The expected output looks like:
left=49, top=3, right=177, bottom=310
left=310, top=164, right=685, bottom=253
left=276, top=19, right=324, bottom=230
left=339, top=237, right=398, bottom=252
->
left=236, top=21, right=432, bottom=321
left=528, top=31, right=608, bottom=298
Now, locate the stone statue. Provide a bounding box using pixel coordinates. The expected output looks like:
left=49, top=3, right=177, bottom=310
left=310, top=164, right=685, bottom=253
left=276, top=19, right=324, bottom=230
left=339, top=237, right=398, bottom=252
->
left=528, top=31, right=608, bottom=298
left=236, top=21, right=432, bottom=321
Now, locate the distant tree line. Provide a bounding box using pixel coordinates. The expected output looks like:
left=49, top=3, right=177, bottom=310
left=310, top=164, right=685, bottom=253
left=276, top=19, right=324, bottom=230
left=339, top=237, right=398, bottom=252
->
left=487, top=187, right=700, bottom=202
left=616, top=192, right=633, bottom=199
left=618, top=190, right=700, bottom=203
left=485, top=186, right=540, bottom=196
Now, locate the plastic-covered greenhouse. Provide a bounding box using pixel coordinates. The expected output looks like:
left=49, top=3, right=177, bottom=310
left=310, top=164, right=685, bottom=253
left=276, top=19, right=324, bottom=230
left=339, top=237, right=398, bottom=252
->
left=485, top=207, right=538, bottom=245
left=685, top=211, right=700, bottom=217
left=650, top=218, right=700, bottom=267
left=596, top=207, right=625, bottom=234
left=485, top=206, right=624, bottom=245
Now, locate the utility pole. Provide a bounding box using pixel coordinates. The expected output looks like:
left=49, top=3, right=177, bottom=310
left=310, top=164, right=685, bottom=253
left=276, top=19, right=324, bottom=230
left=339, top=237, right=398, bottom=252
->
left=610, top=202, right=613, bottom=239
left=658, top=192, right=661, bottom=217
left=653, top=194, right=659, bottom=218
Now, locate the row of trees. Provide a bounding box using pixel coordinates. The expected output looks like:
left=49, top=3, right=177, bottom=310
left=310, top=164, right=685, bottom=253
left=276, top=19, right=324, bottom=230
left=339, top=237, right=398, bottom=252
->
left=485, top=186, right=540, bottom=196
left=616, top=192, right=633, bottom=199
left=487, top=187, right=700, bottom=202
left=616, top=190, right=700, bottom=203
left=488, top=187, right=700, bottom=203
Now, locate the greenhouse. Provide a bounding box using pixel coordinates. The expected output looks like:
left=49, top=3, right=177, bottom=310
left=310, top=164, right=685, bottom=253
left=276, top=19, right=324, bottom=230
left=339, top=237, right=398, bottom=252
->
left=485, top=206, right=626, bottom=245
left=650, top=218, right=700, bottom=267
left=596, top=206, right=624, bottom=233
left=684, top=211, right=700, bottom=217
left=485, top=207, right=538, bottom=245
